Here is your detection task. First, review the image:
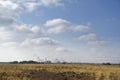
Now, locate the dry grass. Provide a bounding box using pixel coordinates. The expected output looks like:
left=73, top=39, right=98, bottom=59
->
left=0, top=64, right=120, bottom=80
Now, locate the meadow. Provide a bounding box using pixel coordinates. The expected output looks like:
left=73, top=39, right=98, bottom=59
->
left=0, top=64, right=120, bottom=80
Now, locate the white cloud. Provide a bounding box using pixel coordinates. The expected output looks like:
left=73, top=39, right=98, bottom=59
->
left=45, top=18, right=71, bottom=34
left=0, top=27, right=14, bottom=40
left=39, top=0, right=63, bottom=7
left=47, top=26, right=68, bottom=34
left=78, top=33, right=96, bottom=41
left=0, top=0, right=22, bottom=16
left=21, top=37, right=60, bottom=47
left=14, top=24, right=45, bottom=36
left=45, top=18, right=70, bottom=27
left=78, top=33, right=110, bottom=46
left=72, top=25, right=89, bottom=32
left=0, top=16, right=17, bottom=26
left=1, top=42, right=19, bottom=47
left=0, top=36, right=60, bottom=49
left=24, top=2, right=38, bottom=12
left=0, top=0, right=19, bottom=11
left=0, top=23, right=45, bottom=41
left=55, top=47, right=69, bottom=52
left=0, top=0, right=64, bottom=15
left=0, top=0, right=119, bottom=63
left=45, top=18, right=90, bottom=34
left=87, top=40, right=110, bottom=46
left=13, top=0, right=63, bottom=12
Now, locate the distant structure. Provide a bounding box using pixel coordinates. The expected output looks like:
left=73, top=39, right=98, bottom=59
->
left=37, top=57, right=44, bottom=63
left=44, top=58, right=51, bottom=64
left=54, top=58, right=61, bottom=63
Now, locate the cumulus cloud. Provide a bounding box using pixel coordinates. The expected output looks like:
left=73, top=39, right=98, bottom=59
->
left=78, top=33, right=110, bottom=46
left=72, top=25, right=89, bottom=32
left=87, top=40, right=110, bottom=46
left=47, top=26, right=68, bottom=34
left=13, top=24, right=45, bottom=36
left=45, top=18, right=71, bottom=27
left=55, top=47, right=70, bottom=52
left=0, top=37, right=60, bottom=48
left=1, top=42, right=19, bottom=47
left=39, top=0, right=63, bottom=7
left=0, top=16, right=17, bottom=26
left=0, top=23, right=45, bottom=42
left=0, top=0, right=22, bottom=16
left=0, top=1, right=65, bottom=41
left=0, top=0, right=19, bottom=10
left=21, top=37, right=60, bottom=47
left=0, top=0, right=64, bottom=15
left=0, top=1, right=64, bottom=40
left=45, top=18, right=89, bottom=34
left=78, top=33, right=96, bottom=41
left=13, top=0, right=63, bottom=12
left=0, top=27, right=15, bottom=40
left=24, top=2, right=38, bottom=12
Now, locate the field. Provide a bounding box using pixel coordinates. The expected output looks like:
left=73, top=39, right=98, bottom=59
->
left=0, top=64, right=120, bottom=80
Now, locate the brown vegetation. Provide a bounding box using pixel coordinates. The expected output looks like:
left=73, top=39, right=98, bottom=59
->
left=0, top=64, right=120, bottom=80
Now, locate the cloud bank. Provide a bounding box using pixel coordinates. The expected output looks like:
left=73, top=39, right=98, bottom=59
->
left=0, top=0, right=118, bottom=63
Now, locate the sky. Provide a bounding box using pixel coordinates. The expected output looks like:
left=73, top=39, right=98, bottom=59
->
left=0, top=0, right=120, bottom=63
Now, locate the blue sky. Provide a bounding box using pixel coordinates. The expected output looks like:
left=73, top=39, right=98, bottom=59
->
left=0, top=0, right=120, bottom=63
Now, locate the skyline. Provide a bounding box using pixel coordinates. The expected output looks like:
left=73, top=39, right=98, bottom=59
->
left=0, top=0, right=120, bottom=63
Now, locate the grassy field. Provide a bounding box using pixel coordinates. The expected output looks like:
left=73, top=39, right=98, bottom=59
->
left=0, top=64, right=120, bottom=80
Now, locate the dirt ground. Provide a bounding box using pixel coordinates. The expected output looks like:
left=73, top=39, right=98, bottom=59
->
left=24, top=70, right=96, bottom=80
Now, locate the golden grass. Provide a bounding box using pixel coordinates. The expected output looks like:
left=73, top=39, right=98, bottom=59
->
left=0, top=64, right=120, bottom=80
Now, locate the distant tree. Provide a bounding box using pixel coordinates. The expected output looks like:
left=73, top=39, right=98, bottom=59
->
left=10, top=61, right=18, bottom=64
left=62, top=62, right=67, bottom=64
left=102, top=63, right=111, bottom=65
left=28, top=60, right=38, bottom=63
left=19, top=60, right=38, bottom=64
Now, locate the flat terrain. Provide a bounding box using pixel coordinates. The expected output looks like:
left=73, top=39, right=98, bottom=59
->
left=0, top=64, right=120, bottom=80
